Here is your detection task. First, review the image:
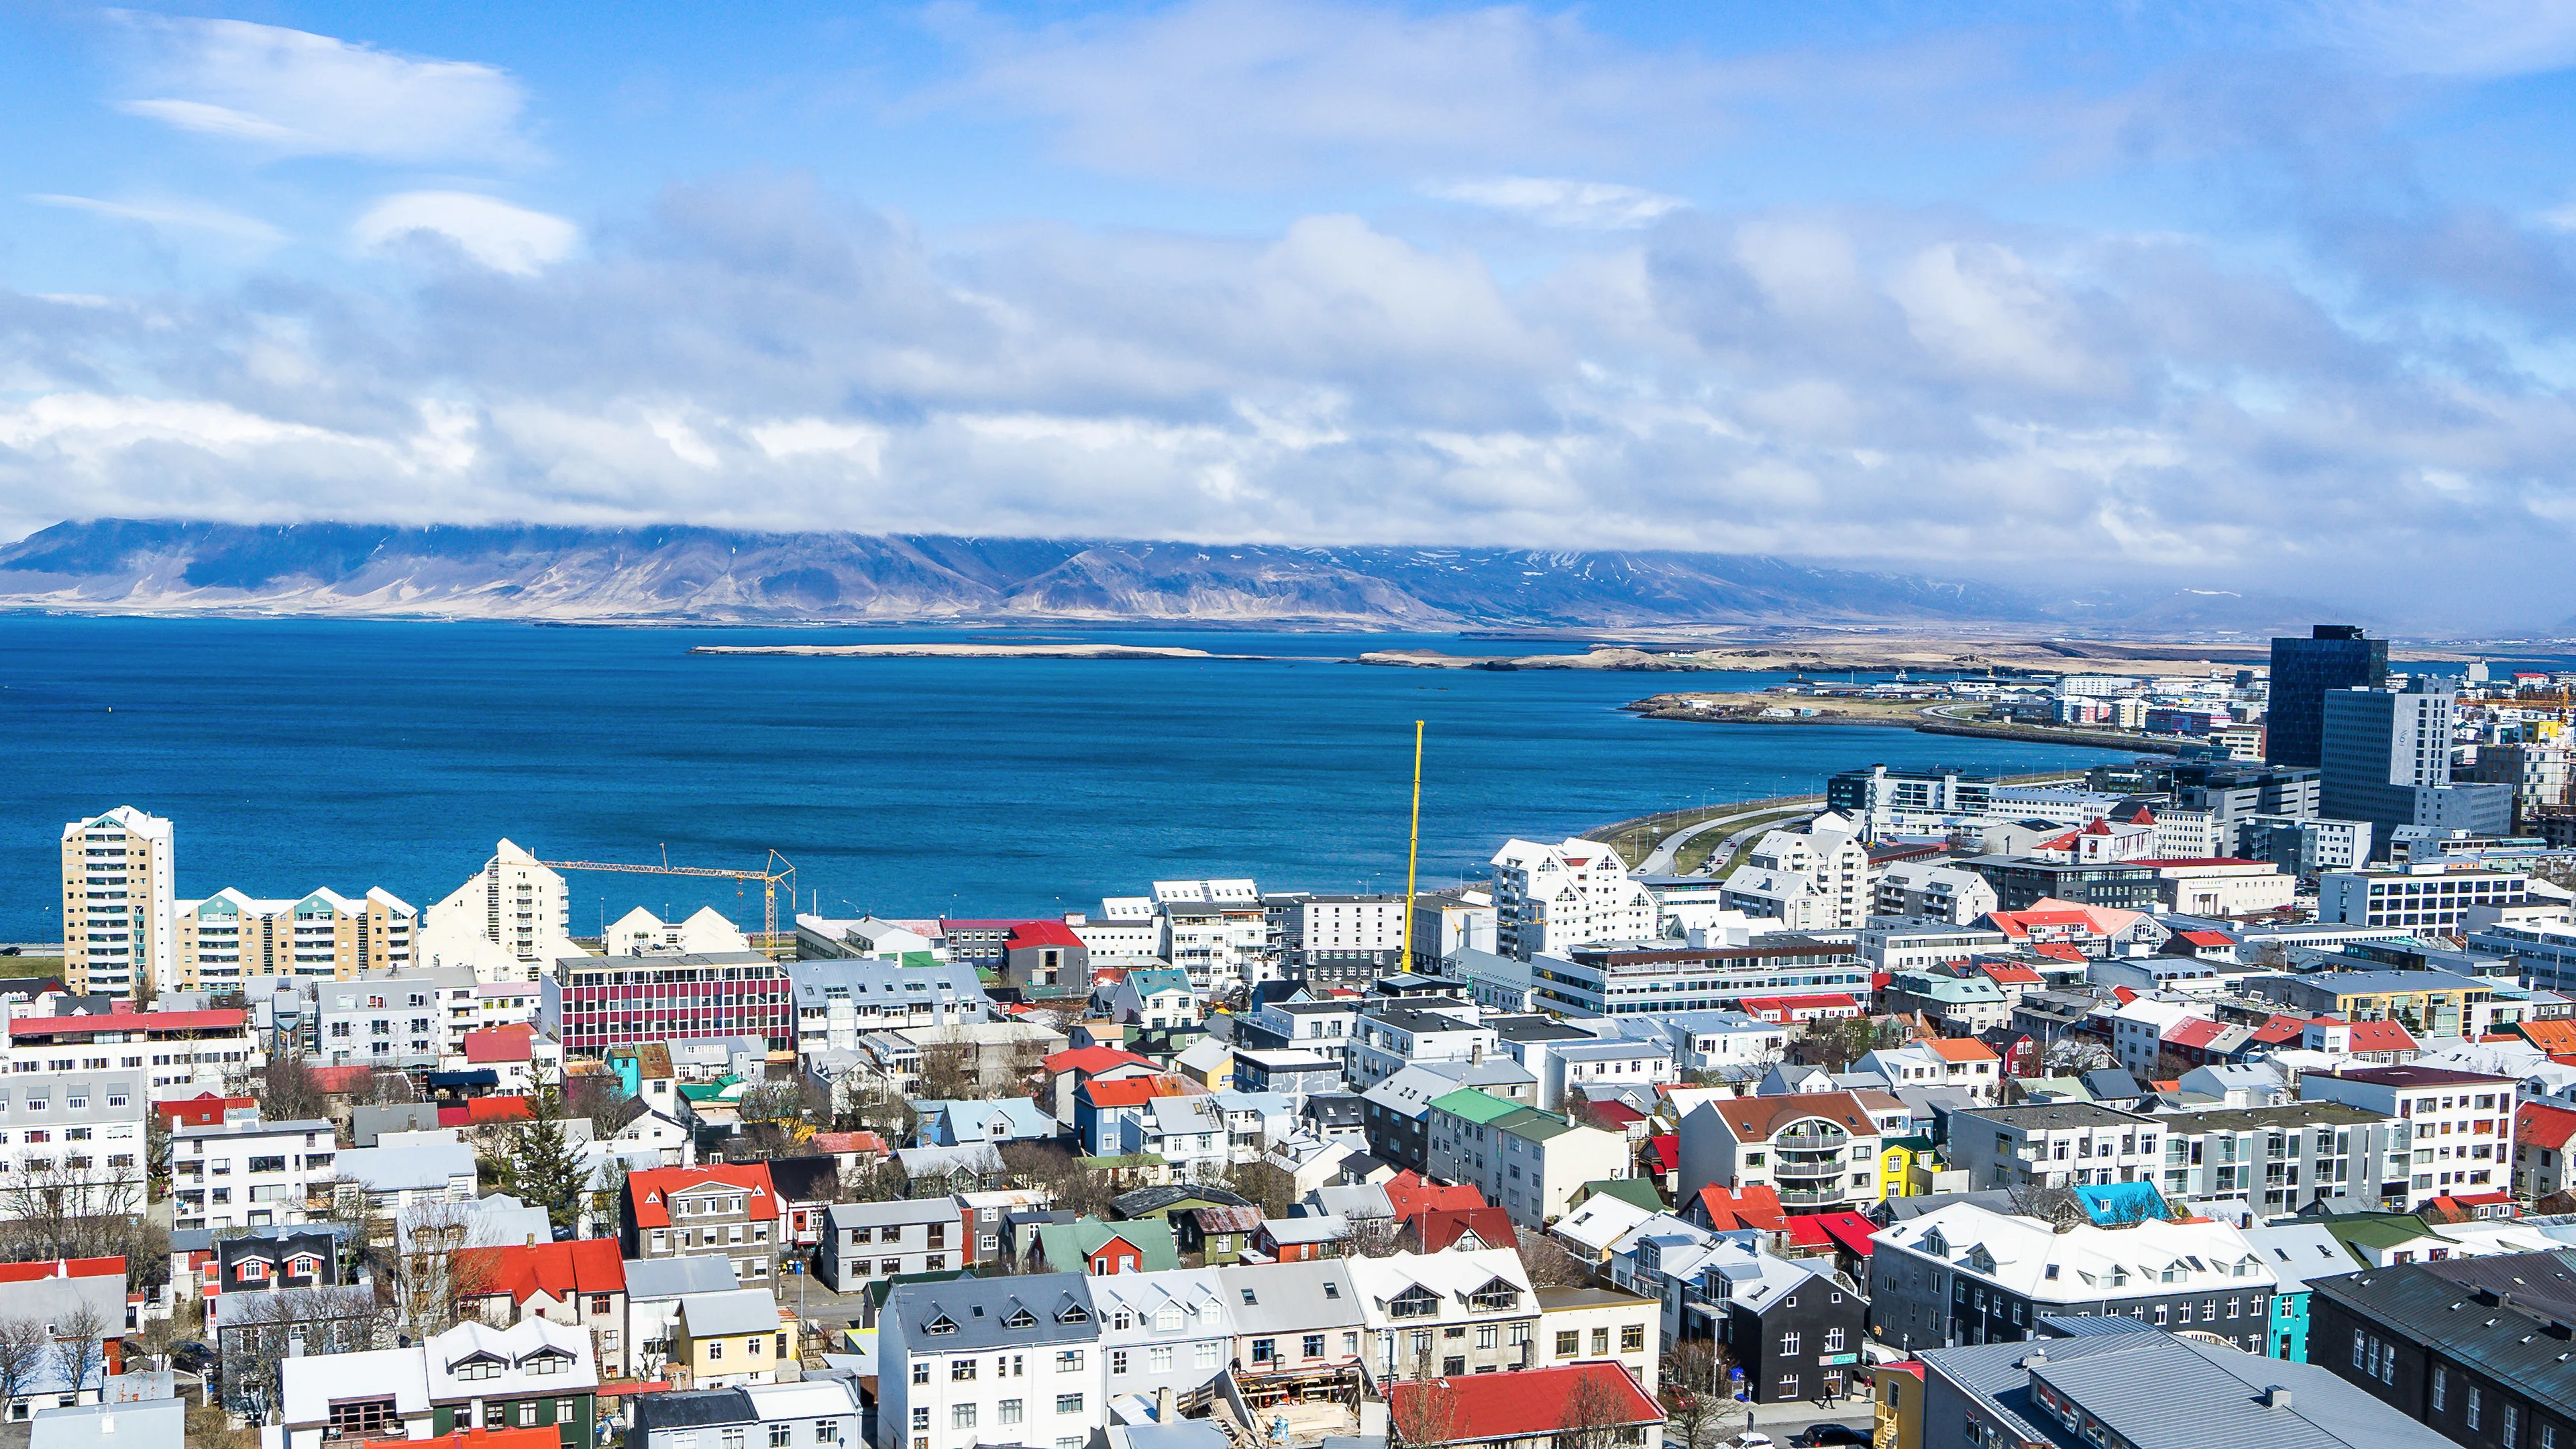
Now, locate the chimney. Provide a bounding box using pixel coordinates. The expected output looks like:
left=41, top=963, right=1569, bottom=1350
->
left=2019, top=1346, right=2046, bottom=1368
left=1157, top=1386, right=1175, bottom=1422
left=2263, top=1387, right=2293, bottom=1410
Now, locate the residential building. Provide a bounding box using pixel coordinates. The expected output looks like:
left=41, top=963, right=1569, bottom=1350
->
left=874, top=1275, right=1100, bottom=1449
left=1107, top=968, right=1199, bottom=1029
left=2307, top=1250, right=2576, bottom=1449
left=1350, top=1248, right=1538, bottom=1380
left=453, top=1239, right=630, bottom=1374
left=1002, top=920, right=1088, bottom=996
left=1953, top=857, right=2161, bottom=913
left=621, top=1165, right=785, bottom=1285
left=604, top=906, right=749, bottom=958
left=2298, top=1065, right=2514, bottom=1207
left=29, top=1400, right=186, bottom=1449
left=2249, top=971, right=2496, bottom=1036
left=1917, top=1316, right=2447, bottom=1449
left=543, top=952, right=792, bottom=1055
left=1240, top=998, right=1360, bottom=1065
left=1682, top=1236, right=1869, bottom=1403
left=271, top=1318, right=597, bottom=1449
left=414, top=839, right=581, bottom=983
left=786, top=959, right=991, bottom=1056
left=4, top=1005, right=258, bottom=1098
left=1676, top=1091, right=1909, bottom=1214
left=2155, top=1103, right=2408, bottom=1218
left=629, top=1377, right=865, bottom=1449
left=1536, top=1038, right=1676, bottom=1110
left=1488, top=838, right=1657, bottom=961
left=1346, top=1006, right=1498, bottom=1091
left=1878, top=970, right=2012, bottom=1034
left=1875, top=861, right=2009, bottom=918
left=1358, top=1060, right=1538, bottom=1175
left=1860, top=921, right=2010, bottom=973
left=2318, top=860, right=2532, bottom=929
left=1721, top=814, right=1876, bottom=930
left=170, top=1116, right=334, bottom=1232
left=1525, top=1286, right=1652, bottom=1390
left=2270, top=625, right=2390, bottom=769
left=1870, top=1203, right=2277, bottom=1353
left=1935, top=1104, right=2163, bottom=1193
left=1830, top=765, right=1998, bottom=822
left=0, top=1260, right=129, bottom=1420
left=2240, top=1220, right=2355, bottom=1362
left=1292, top=894, right=1407, bottom=980
left=333, top=1129, right=478, bottom=1221
left=623, top=1254, right=738, bottom=1383
left=312, top=967, right=476, bottom=1069
left=672, top=1288, right=794, bottom=1389
left=1422, top=1091, right=1631, bottom=1227
left=1087, top=1268, right=1238, bottom=1404
left=1541, top=935, right=1870, bottom=1016
left=58, top=806, right=174, bottom=1000
left=2241, top=814, right=2375, bottom=877
left=1405, top=890, right=1498, bottom=975
left=1639, top=1010, right=1791, bottom=1073
left=2517, top=1100, right=2576, bottom=1200
left=0, top=1069, right=145, bottom=1216
left=175, top=886, right=416, bottom=988
left=2135, top=857, right=2298, bottom=916
left=1858, top=1038, right=2001, bottom=1105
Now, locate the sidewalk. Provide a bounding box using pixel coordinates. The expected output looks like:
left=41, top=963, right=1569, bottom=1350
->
left=1723, top=1391, right=1876, bottom=1436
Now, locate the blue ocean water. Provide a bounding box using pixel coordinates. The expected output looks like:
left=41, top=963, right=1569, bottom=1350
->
left=0, top=617, right=2132, bottom=941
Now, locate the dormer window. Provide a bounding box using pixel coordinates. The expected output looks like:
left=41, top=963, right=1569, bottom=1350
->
left=1468, top=1280, right=1519, bottom=1313
left=1057, top=1305, right=1089, bottom=1324
left=449, top=1354, right=506, bottom=1381
left=524, top=1352, right=570, bottom=1376
left=238, top=1260, right=268, bottom=1281
left=926, top=1316, right=958, bottom=1336
left=1387, top=1285, right=1440, bottom=1320
left=1003, top=1308, right=1036, bottom=1330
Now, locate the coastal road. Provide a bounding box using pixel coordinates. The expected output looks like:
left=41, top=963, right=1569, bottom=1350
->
left=1639, top=804, right=1819, bottom=875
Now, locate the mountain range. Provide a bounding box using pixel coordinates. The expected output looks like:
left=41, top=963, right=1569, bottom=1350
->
left=0, top=519, right=2339, bottom=633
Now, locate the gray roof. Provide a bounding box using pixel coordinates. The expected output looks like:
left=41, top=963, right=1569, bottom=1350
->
left=885, top=1273, right=1098, bottom=1351
left=1954, top=1103, right=2153, bottom=1132
left=29, top=1397, right=186, bottom=1449
left=2307, top=1250, right=2576, bottom=1417
left=2239, top=1224, right=2365, bottom=1295
left=2161, top=1102, right=2389, bottom=1134
left=825, top=1198, right=958, bottom=1231
left=680, top=1288, right=781, bottom=1338
left=625, top=1254, right=740, bottom=1301
left=631, top=1387, right=757, bottom=1435
left=1924, top=1326, right=2449, bottom=1449
left=1216, top=1258, right=1361, bottom=1336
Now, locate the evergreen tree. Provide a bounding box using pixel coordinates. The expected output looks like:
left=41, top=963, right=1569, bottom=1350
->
left=502, top=1086, right=590, bottom=1234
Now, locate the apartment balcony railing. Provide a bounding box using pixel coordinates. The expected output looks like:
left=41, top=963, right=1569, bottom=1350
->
left=1777, top=1187, right=1853, bottom=1208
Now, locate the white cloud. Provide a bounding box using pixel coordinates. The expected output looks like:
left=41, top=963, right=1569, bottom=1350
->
left=114, top=15, right=532, bottom=162
left=1422, top=177, right=1686, bottom=229
left=353, top=192, right=578, bottom=275
left=2295, top=0, right=2576, bottom=77
left=27, top=193, right=284, bottom=244
left=930, top=0, right=1731, bottom=180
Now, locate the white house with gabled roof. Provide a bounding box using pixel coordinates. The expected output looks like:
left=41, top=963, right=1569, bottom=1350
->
left=1347, top=1247, right=1538, bottom=1381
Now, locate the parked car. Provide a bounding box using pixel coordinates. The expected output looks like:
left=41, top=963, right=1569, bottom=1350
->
left=1733, top=1435, right=1776, bottom=1449
left=1792, top=1426, right=1869, bottom=1448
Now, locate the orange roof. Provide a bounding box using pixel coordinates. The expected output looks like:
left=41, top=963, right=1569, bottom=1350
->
left=1045, top=1045, right=1158, bottom=1076
left=463, top=1026, right=535, bottom=1063
left=455, top=1238, right=626, bottom=1305
left=2520, top=1101, right=2576, bottom=1150
left=1080, top=1077, right=1179, bottom=1108
left=625, top=1163, right=780, bottom=1230
left=1695, top=1183, right=1788, bottom=1232
left=1923, top=1037, right=1997, bottom=1063
left=413, top=1430, right=563, bottom=1449
left=437, top=1096, right=535, bottom=1128
left=810, top=1130, right=889, bottom=1155
left=1383, top=1170, right=1486, bottom=1218
left=2519, top=1020, right=2576, bottom=1055
left=1979, top=963, right=2044, bottom=985
left=0, top=1257, right=122, bottom=1285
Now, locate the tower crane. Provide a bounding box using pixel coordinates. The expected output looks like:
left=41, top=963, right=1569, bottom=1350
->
left=537, top=849, right=798, bottom=955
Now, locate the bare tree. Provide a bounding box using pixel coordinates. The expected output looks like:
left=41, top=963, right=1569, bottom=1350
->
left=1555, top=1366, right=1636, bottom=1449
left=219, top=1286, right=384, bottom=1421
left=1517, top=1232, right=1595, bottom=1289
left=1345, top=1213, right=1407, bottom=1259
left=251, top=1053, right=332, bottom=1124
left=1218, top=1158, right=1296, bottom=1218
left=2042, top=1036, right=2114, bottom=1075
left=1390, top=1346, right=1466, bottom=1444
left=49, top=1303, right=107, bottom=1403
left=0, top=1160, right=154, bottom=1270
left=0, top=1318, right=50, bottom=1413
left=387, top=1199, right=499, bottom=1344
left=914, top=1029, right=981, bottom=1102
left=1662, top=1340, right=1733, bottom=1449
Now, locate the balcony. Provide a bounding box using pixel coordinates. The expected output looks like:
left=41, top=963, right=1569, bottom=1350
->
left=1777, top=1187, right=1853, bottom=1208
left=1774, top=1158, right=1849, bottom=1182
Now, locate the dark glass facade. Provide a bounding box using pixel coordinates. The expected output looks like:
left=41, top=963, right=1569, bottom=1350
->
left=2268, top=625, right=2388, bottom=768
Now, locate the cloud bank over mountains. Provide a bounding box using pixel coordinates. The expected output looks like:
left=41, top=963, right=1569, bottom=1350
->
left=3, top=2, right=2575, bottom=634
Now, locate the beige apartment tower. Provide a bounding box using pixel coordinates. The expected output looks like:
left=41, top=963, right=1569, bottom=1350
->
left=60, top=806, right=176, bottom=999
left=174, top=887, right=417, bottom=988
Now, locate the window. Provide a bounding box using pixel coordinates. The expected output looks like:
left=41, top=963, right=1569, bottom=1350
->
left=770, top=1427, right=792, bottom=1447
left=1780, top=1332, right=1801, bottom=1356
left=327, top=1399, right=398, bottom=1438
left=952, top=1405, right=977, bottom=1430
left=1557, top=1330, right=1583, bottom=1357
left=1000, top=1400, right=1024, bottom=1426
left=1621, top=1324, right=1645, bottom=1353
left=1057, top=1351, right=1084, bottom=1372
left=909, top=1408, right=929, bottom=1433
left=2432, top=1368, right=2447, bottom=1411
left=1112, top=1348, right=1131, bottom=1375
left=1591, top=1328, right=1609, bottom=1356
left=1150, top=1346, right=1173, bottom=1373
left=722, top=1429, right=744, bottom=1449
left=1057, top=1394, right=1085, bottom=1415
left=1824, top=1329, right=1846, bottom=1352
left=912, top=1363, right=930, bottom=1385
left=2471, top=1387, right=2483, bottom=1432
left=1252, top=1338, right=1277, bottom=1363
left=953, top=1359, right=977, bottom=1381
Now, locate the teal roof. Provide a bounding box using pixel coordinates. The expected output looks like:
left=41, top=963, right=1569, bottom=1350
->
left=1036, top=1216, right=1180, bottom=1273
left=1428, top=1088, right=1521, bottom=1125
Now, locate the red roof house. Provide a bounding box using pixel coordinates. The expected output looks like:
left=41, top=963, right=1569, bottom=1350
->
left=463, top=1026, right=535, bottom=1064
left=453, top=1239, right=627, bottom=1317
left=622, top=1163, right=782, bottom=1233
left=0, top=1257, right=122, bottom=1286
left=1381, top=1171, right=1486, bottom=1220
left=438, top=1096, right=535, bottom=1128
left=1645, top=1134, right=1680, bottom=1181
left=1410, top=1207, right=1519, bottom=1253
left=1690, top=1184, right=1788, bottom=1234
left=154, top=1093, right=254, bottom=1129
left=1387, top=1363, right=1662, bottom=1447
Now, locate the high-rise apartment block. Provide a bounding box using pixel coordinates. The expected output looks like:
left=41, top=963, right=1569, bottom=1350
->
left=415, top=839, right=580, bottom=981
left=2268, top=625, right=2388, bottom=768
left=59, top=806, right=176, bottom=999
left=173, top=887, right=417, bottom=988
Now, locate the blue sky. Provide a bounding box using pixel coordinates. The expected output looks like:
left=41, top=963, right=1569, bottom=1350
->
left=3, top=1, right=2576, bottom=629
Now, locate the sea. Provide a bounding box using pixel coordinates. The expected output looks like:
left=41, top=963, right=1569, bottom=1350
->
left=0, top=616, right=2137, bottom=941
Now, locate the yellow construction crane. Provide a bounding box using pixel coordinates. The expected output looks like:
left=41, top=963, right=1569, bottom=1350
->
left=539, top=849, right=798, bottom=954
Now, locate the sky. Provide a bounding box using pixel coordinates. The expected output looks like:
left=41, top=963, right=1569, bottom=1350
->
left=3, top=2, right=2576, bottom=631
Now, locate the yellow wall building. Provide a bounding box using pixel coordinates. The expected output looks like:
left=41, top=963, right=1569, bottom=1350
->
left=175, top=887, right=417, bottom=987
left=60, top=806, right=176, bottom=999
left=672, top=1289, right=796, bottom=1389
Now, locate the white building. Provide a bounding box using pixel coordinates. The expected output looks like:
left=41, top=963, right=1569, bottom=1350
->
left=2298, top=1064, right=2515, bottom=1206
left=1488, top=839, right=1657, bottom=961
left=874, top=1274, right=1104, bottom=1449
left=0, top=1069, right=145, bottom=1217
left=604, top=906, right=750, bottom=957
left=1871, top=863, right=2000, bottom=926
left=2317, top=860, right=2534, bottom=930
left=2135, top=859, right=2297, bottom=916
left=333, top=1128, right=478, bottom=1217
left=1720, top=814, right=1874, bottom=931
left=1423, top=1089, right=1631, bottom=1227
left=171, top=1116, right=335, bottom=1233
left=58, top=806, right=176, bottom=1000
left=1858, top=921, right=2009, bottom=972
left=416, top=839, right=580, bottom=983
left=1858, top=1038, right=2002, bottom=1106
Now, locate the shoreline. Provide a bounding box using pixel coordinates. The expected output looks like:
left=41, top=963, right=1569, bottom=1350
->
left=690, top=642, right=1281, bottom=661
